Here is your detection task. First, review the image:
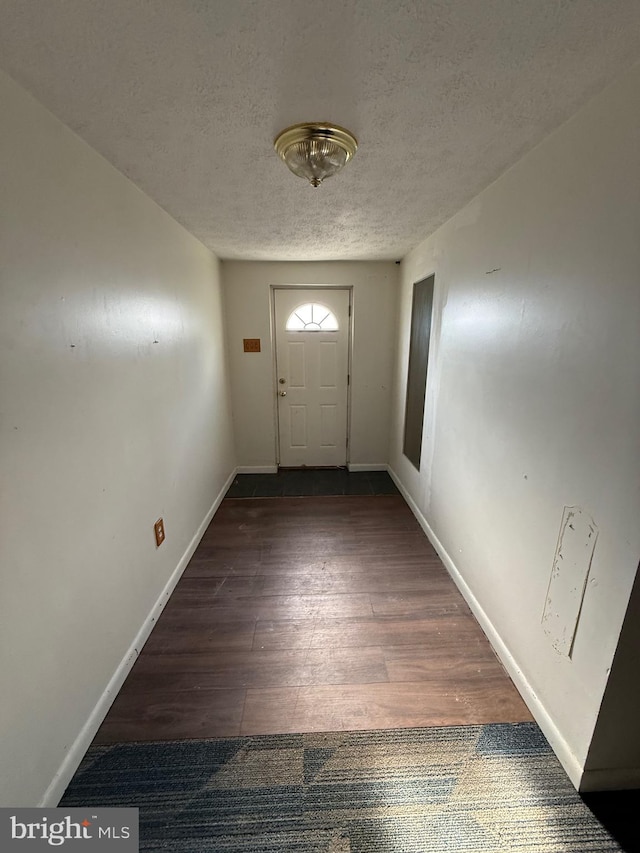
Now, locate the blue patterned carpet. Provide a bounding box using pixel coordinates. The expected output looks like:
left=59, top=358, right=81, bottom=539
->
left=61, top=723, right=627, bottom=852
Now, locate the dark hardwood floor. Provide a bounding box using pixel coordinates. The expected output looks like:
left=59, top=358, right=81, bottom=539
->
left=94, top=493, right=532, bottom=744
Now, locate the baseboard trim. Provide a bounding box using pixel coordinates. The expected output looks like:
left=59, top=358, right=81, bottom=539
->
left=40, top=467, right=237, bottom=807
left=387, top=465, right=586, bottom=792
left=347, top=463, right=389, bottom=472
left=579, top=767, right=640, bottom=792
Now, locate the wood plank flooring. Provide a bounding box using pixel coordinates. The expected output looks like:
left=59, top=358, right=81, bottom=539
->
left=94, top=495, right=532, bottom=743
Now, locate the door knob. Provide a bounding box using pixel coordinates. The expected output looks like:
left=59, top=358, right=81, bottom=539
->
left=279, top=390, right=287, bottom=396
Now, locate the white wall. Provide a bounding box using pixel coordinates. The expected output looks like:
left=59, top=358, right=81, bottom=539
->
left=222, top=261, right=399, bottom=471
left=0, top=71, right=236, bottom=806
left=389, top=62, right=640, bottom=789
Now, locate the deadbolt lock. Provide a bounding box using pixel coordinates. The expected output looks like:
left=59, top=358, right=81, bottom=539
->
left=279, top=378, right=286, bottom=384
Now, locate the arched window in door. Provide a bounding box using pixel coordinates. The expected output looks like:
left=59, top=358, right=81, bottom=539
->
left=285, top=303, right=339, bottom=331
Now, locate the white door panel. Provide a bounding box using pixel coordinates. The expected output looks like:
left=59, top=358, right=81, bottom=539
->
left=275, top=288, right=350, bottom=467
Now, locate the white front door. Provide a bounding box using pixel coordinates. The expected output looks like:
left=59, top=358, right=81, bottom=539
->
left=274, top=288, right=350, bottom=467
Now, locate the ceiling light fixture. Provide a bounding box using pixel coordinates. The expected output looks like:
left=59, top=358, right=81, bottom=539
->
left=274, top=123, right=358, bottom=187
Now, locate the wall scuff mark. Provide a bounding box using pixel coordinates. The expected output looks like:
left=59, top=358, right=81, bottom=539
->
left=542, top=506, right=599, bottom=657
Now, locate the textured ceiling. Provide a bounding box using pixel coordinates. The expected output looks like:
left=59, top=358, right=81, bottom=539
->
left=1, top=1, right=639, bottom=261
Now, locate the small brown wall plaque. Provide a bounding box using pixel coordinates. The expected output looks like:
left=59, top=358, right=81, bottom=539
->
left=243, top=338, right=261, bottom=353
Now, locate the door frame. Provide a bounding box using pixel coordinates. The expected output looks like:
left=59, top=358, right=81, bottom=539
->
left=270, top=285, right=354, bottom=467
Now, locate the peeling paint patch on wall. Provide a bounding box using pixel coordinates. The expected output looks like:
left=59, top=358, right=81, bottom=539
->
left=542, top=506, right=599, bottom=657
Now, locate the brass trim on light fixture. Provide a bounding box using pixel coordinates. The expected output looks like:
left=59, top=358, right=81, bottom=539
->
left=274, top=122, right=358, bottom=186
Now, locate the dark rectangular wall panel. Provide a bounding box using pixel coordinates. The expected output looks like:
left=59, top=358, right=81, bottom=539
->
left=403, top=275, right=434, bottom=469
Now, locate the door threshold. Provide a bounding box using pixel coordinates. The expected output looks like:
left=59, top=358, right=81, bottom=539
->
left=277, top=465, right=348, bottom=471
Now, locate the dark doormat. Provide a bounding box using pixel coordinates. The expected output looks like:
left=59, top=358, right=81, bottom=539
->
left=225, top=469, right=400, bottom=498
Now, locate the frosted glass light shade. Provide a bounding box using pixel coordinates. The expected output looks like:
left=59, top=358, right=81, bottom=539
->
left=274, top=123, right=358, bottom=187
